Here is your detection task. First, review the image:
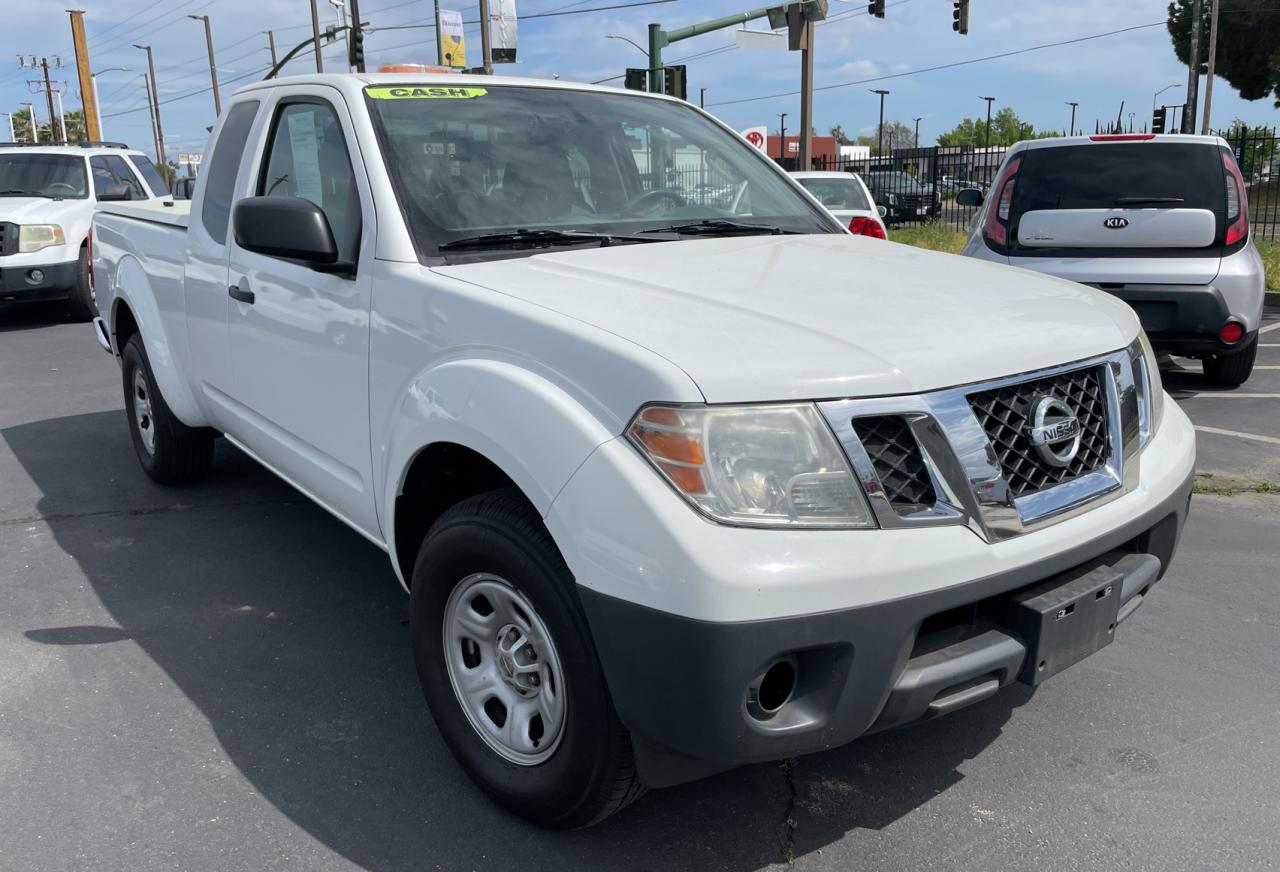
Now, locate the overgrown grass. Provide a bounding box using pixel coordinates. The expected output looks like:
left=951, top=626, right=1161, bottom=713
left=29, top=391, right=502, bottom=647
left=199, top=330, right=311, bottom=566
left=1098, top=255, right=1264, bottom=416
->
left=889, top=221, right=967, bottom=254
left=1256, top=238, right=1279, bottom=290
left=1192, top=473, right=1280, bottom=496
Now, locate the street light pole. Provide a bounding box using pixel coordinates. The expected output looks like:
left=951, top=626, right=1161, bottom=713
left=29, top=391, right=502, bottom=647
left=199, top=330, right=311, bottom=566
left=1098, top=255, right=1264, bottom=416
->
left=778, top=112, right=787, bottom=161
left=1065, top=101, right=1078, bottom=136
left=1153, top=83, right=1181, bottom=111
left=90, top=67, right=129, bottom=140
left=0, top=113, right=13, bottom=143
left=980, top=95, right=995, bottom=148
left=479, top=0, right=494, bottom=74
left=1201, top=0, right=1220, bottom=133
left=188, top=15, right=221, bottom=116
left=700, top=87, right=706, bottom=108
left=134, top=45, right=166, bottom=169
left=913, top=116, right=922, bottom=148
left=309, top=0, right=324, bottom=73
left=22, top=103, right=38, bottom=143
left=870, top=88, right=888, bottom=158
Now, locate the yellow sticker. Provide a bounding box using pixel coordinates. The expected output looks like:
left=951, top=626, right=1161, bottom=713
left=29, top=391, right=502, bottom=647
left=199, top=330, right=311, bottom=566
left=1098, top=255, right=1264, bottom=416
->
left=366, top=86, right=488, bottom=100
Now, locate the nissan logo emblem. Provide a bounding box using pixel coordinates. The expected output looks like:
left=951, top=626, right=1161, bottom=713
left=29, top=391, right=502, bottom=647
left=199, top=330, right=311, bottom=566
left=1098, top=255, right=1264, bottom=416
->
left=1103, top=216, right=1130, bottom=229
left=1026, top=395, right=1082, bottom=468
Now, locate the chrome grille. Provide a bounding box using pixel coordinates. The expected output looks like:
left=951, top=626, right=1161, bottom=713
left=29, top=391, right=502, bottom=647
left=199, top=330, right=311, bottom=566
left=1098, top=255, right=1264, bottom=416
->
left=966, top=365, right=1110, bottom=498
left=851, top=415, right=937, bottom=513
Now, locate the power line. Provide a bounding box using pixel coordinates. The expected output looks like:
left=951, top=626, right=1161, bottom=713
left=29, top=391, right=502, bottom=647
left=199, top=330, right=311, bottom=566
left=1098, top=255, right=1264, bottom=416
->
left=366, top=0, right=679, bottom=33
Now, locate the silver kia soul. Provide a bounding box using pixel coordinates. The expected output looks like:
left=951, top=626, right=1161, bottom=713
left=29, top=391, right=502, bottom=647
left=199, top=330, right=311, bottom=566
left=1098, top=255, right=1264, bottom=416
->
left=960, top=133, right=1266, bottom=386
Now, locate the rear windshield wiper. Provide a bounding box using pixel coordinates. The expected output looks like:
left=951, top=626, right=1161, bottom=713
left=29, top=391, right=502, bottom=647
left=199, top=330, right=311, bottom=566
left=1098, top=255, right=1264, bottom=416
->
left=438, top=228, right=659, bottom=252
left=1113, top=196, right=1186, bottom=206
left=638, top=218, right=801, bottom=237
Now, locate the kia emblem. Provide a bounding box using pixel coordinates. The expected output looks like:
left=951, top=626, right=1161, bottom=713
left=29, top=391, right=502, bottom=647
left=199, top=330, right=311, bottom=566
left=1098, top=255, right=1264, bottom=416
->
left=1103, top=216, right=1130, bottom=229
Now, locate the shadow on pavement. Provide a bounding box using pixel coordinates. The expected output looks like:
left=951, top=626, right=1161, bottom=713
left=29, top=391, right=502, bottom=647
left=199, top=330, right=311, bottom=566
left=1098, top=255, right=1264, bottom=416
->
left=5, top=410, right=1030, bottom=871
left=0, top=300, right=77, bottom=333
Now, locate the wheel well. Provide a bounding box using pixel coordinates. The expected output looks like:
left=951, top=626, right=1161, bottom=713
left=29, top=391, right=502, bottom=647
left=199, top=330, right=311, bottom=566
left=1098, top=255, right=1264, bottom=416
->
left=112, top=300, right=138, bottom=357
left=394, top=442, right=521, bottom=584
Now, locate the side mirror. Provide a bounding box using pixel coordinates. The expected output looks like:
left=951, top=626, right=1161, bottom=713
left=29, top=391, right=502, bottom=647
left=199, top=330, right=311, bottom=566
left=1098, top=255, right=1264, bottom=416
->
left=233, top=196, right=339, bottom=267
left=97, top=182, right=132, bottom=202
left=956, top=187, right=984, bottom=207
left=877, top=204, right=888, bottom=218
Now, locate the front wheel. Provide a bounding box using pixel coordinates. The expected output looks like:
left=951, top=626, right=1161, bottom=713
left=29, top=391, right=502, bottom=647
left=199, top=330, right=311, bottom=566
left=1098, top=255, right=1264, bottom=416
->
left=121, top=335, right=215, bottom=485
left=66, top=245, right=96, bottom=322
left=1202, top=336, right=1257, bottom=387
left=410, top=489, right=644, bottom=828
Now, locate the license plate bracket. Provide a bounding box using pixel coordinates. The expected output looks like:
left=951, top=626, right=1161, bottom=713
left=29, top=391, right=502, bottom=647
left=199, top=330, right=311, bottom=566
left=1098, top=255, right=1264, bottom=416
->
left=1006, top=564, right=1124, bottom=686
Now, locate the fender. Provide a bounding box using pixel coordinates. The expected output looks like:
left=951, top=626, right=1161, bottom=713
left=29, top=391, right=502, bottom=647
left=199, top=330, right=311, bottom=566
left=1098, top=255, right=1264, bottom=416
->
left=107, top=250, right=208, bottom=428
left=380, top=357, right=620, bottom=587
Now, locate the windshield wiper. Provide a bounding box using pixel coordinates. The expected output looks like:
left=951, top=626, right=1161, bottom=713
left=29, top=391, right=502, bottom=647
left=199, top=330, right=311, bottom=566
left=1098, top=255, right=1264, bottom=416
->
left=0, top=190, right=48, bottom=198
left=638, top=218, right=799, bottom=237
left=438, top=228, right=659, bottom=252
left=1113, top=196, right=1186, bottom=206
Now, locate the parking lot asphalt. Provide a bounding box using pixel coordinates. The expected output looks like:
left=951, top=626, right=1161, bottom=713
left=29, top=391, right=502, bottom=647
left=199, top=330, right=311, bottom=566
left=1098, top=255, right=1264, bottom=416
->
left=1, top=301, right=1278, bottom=872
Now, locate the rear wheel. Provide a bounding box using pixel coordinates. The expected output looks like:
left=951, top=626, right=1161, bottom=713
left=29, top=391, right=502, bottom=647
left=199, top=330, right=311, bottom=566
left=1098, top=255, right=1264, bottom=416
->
left=121, top=335, right=215, bottom=485
left=66, top=244, right=96, bottom=322
left=1202, top=336, right=1257, bottom=387
left=410, top=489, right=644, bottom=828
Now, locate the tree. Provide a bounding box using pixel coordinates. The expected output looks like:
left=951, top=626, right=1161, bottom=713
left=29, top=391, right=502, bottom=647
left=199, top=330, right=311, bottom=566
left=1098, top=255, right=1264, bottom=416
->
left=1168, top=0, right=1280, bottom=108
left=829, top=124, right=853, bottom=145
left=9, top=106, right=88, bottom=143
left=853, top=119, right=914, bottom=154
left=1223, top=119, right=1278, bottom=180
left=937, top=107, right=1049, bottom=147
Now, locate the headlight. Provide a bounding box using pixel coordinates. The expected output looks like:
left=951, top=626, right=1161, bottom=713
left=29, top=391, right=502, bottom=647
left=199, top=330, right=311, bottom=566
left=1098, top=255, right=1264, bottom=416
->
left=1131, top=330, right=1164, bottom=448
left=627, top=404, right=875, bottom=528
left=18, top=224, right=66, bottom=254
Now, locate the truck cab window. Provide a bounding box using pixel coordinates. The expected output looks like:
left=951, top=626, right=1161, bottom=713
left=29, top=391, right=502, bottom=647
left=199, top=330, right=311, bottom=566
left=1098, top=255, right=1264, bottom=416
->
left=202, top=100, right=260, bottom=244
left=258, top=101, right=361, bottom=264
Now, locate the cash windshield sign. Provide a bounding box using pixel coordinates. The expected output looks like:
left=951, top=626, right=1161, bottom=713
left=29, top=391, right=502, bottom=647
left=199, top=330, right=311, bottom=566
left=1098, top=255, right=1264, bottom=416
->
left=366, top=86, right=489, bottom=100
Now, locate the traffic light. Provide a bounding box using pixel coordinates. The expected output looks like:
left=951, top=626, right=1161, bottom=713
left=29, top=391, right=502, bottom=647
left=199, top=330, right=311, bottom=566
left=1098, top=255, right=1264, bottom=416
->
left=624, top=68, right=648, bottom=92
left=663, top=65, right=687, bottom=101
left=348, top=25, right=365, bottom=71
left=1151, top=106, right=1166, bottom=134
left=952, top=0, right=969, bottom=34
left=868, top=0, right=885, bottom=18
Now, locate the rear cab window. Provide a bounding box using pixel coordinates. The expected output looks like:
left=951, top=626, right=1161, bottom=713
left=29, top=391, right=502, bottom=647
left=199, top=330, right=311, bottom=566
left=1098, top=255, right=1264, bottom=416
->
left=1009, top=142, right=1228, bottom=256
left=128, top=154, right=171, bottom=198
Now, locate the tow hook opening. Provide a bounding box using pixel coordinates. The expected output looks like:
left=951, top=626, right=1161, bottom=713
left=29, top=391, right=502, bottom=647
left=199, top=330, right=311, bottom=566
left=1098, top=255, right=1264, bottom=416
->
left=748, top=657, right=799, bottom=719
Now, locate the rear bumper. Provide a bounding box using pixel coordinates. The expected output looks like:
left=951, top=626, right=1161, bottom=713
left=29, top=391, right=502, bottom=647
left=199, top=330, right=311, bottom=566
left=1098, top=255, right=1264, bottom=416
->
left=0, top=259, right=77, bottom=302
left=582, top=472, right=1191, bottom=786
left=1093, top=284, right=1252, bottom=355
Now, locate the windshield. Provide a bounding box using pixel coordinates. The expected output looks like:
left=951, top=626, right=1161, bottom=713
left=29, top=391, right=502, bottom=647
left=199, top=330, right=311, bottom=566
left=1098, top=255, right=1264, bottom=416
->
left=364, top=84, right=836, bottom=258
left=795, top=177, right=871, bottom=211
left=0, top=153, right=88, bottom=199
left=866, top=172, right=927, bottom=191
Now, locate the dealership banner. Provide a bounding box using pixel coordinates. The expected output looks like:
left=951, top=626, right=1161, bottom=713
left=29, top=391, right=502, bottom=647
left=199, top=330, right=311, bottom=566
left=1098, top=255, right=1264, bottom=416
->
left=490, top=0, right=518, bottom=63
left=439, top=8, right=467, bottom=68
left=741, top=126, right=768, bottom=151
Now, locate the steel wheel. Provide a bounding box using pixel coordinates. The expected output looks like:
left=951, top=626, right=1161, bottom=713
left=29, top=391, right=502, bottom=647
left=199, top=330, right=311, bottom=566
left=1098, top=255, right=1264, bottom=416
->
left=131, top=367, right=156, bottom=456
left=443, top=572, right=567, bottom=766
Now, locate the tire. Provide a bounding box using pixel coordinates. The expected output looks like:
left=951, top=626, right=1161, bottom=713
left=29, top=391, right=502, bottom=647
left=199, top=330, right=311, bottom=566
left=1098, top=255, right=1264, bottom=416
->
left=410, top=489, right=645, bottom=829
left=65, top=244, right=97, bottom=322
left=1202, top=336, right=1257, bottom=387
left=121, top=335, right=215, bottom=486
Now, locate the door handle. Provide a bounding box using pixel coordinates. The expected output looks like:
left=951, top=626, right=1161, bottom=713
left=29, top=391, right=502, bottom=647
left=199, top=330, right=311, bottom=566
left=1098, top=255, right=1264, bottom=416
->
left=228, top=283, right=255, bottom=305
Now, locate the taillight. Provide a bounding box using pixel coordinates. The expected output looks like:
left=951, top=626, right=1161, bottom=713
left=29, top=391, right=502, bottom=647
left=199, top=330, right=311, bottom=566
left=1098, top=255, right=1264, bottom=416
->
left=982, top=157, right=1021, bottom=248
left=86, top=229, right=94, bottom=293
left=849, top=216, right=886, bottom=239
left=1223, top=152, right=1249, bottom=246
left=1220, top=321, right=1244, bottom=345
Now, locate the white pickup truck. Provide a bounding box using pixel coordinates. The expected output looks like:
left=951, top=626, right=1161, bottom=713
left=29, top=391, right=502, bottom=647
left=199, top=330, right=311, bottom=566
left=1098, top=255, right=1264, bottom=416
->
left=92, top=74, right=1196, bottom=828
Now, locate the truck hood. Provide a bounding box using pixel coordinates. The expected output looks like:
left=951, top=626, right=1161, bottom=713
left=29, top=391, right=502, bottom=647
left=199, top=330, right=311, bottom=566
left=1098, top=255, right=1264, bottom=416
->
left=0, top=196, right=86, bottom=225
left=433, top=234, right=1139, bottom=403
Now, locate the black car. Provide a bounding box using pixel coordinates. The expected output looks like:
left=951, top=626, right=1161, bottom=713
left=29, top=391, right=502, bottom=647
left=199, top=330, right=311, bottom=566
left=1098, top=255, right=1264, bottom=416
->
left=859, top=171, right=940, bottom=223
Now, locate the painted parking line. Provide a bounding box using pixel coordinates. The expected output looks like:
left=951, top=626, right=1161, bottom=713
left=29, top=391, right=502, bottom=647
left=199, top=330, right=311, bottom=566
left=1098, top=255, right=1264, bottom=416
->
left=1195, top=425, right=1280, bottom=446
left=1178, top=393, right=1280, bottom=399
left=1252, top=365, right=1280, bottom=370
left=1260, top=321, right=1280, bottom=334
left=1261, top=344, right=1280, bottom=348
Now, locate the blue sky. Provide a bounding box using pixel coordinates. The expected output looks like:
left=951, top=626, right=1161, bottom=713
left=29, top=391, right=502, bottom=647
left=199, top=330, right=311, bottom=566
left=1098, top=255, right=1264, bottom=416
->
left=2, top=0, right=1276, bottom=161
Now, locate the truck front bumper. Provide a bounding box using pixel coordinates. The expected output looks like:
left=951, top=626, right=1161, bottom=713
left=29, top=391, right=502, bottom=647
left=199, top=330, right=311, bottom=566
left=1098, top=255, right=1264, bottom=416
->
left=0, top=258, right=77, bottom=302
left=547, top=400, right=1196, bottom=786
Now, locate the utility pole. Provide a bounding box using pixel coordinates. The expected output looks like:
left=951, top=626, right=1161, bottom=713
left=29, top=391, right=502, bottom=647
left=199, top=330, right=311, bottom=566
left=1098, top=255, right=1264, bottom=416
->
left=1200, top=0, right=1219, bottom=133
left=67, top=10, right=101, bottom=140
left=700, top=87, right=706, bottom=108
left=21, top=57, right=64, bottom=143
left=189, top=15, right=221, bottom=116
left=434, top=0, right=444, bottom=65
left=778, top=113, right=787, bottom=162
left=135, top=45, right=166, bottom=169
left=267, top=30, right=279, bottom=67
left=309, top=0, right=324, bottom=72
left=980, top=95, right=995, bottom=148
left=1065, top=101, right=1078, bottom=136
left=141, top=74, right=160, bottom=166
left=798, top=15, right=814, bottom=169
left=479, top=0, right=494, bottom=74
left=913, top=116, right=922, bottom=148
left=870, top=88, right=888, bottom=158
left=1183, top=0, right=1202, bottom=133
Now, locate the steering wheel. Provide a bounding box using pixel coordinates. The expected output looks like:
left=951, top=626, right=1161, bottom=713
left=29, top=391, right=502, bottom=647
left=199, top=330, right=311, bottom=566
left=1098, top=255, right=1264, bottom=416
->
left=47, top=182, right=78, bottom=194
left=626, top=189, right=688, bottom=215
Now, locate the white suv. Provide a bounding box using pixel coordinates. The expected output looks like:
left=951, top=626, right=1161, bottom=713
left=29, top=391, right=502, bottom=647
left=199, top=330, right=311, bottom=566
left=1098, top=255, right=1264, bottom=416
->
left=960, top=134, right=1266, bottom=386
left=0, top=142, right=171, bottom=320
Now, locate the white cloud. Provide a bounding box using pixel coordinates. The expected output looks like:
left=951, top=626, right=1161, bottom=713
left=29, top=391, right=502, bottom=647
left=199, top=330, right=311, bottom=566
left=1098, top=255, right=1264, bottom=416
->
left=834, top=59, right=879, bottom=78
